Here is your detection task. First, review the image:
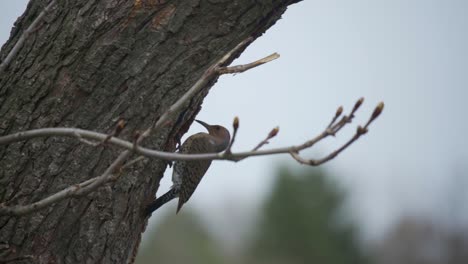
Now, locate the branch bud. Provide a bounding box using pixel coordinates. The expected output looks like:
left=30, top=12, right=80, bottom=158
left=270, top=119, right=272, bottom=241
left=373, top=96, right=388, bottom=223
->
left=268, top=126, right=279, bottom=139
left=371, top=102, right=384, bottom=120
left=357, top=126, right=368, bottom=135
left=352, top=97, right=365, bottom=113
left=336, top=106, right=343, bottom=117
left=233, top=116, right=239, bottom=130
left=115, top=119, right=126, bottom=136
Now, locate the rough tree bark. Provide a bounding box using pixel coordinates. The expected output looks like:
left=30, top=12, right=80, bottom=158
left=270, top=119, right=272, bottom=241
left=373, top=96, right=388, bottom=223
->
left=0, top=0, right=301, bottom=263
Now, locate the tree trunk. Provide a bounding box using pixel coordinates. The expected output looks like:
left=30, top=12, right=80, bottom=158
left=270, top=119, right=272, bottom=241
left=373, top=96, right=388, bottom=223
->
left=0, top=0, right=300, bottom=263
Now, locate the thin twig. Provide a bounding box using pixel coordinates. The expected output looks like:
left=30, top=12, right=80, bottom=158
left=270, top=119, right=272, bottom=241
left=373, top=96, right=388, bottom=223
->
left=290, top=128, right=362, bottom=166
left=75, top=151, right=130, bottom=195
left=290, top=102, right=384, bottom=166
left=252, top=126, right=279, bottom=151
left=327, top=106, right=343, bottom=129
left=0, top=173, right=97, bottom=216
left=121, top=156, right=146, bottom=170
left=225, top=116, right=239, bottom=154
left=0, top=0, right=57, bottom=74
left=217, top=53, right=280, bottom=74
left=74, top=132, right=100, bottom=147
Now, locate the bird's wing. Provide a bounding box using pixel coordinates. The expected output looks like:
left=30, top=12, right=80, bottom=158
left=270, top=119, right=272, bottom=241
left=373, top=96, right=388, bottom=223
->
left=175, top=133, right=217, bottom=213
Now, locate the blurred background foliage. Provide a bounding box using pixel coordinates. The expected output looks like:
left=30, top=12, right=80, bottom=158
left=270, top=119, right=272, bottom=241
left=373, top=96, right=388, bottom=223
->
left=135, top=209, right=229, bottom=264
left=136, top=166, right=468, bottom=264
left=136, top=167, right=369, bottom=264
left=246, top=167, right=368, bottom=264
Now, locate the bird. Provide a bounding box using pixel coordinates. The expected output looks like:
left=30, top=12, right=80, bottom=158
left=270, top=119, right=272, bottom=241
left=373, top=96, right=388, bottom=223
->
left=146, top=119, right=231, bottom=215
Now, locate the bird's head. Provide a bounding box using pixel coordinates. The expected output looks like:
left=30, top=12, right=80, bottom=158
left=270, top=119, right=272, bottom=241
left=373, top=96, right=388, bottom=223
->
left=195, top=119, right=231, bottom=152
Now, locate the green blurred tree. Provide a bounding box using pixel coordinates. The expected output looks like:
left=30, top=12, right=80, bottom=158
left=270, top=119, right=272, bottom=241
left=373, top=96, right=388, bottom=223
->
left=135, top=210, right=228, bottom=264
left=136, top=167, right=369, bottom=264
left=247, top=167, right=369, bottom=264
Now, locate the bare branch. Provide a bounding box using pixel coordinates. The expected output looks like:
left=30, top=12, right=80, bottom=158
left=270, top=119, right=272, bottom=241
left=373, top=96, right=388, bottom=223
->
left=139, top=37, right=255, bottom=143
left=0, top=100, right=384, bottom=165
left=0, top=37, right=279, bottom=216
left=217, top=53, right=280, bottom=74
left=290, top=102, right=385, bottom=166
left=0, top=0, right=57, bottom=74
left=0, top=150, right=130, bottom=216
left=0, top=99, right=383, bottom=216
left=290, top=126, right=363, bottom=166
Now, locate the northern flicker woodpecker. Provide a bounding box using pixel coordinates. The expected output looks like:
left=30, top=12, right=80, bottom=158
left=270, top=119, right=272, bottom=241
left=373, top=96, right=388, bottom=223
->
left=146, top=120, right=230, bottom=215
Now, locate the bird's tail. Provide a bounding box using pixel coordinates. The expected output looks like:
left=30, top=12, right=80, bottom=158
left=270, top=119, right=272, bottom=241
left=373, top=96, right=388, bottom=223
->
left=145, top=188, right=178, bottom=216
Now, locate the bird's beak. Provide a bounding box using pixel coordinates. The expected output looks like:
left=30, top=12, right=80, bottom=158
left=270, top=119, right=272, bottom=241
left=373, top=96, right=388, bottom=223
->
left=195, top=119, right=211, bottom=131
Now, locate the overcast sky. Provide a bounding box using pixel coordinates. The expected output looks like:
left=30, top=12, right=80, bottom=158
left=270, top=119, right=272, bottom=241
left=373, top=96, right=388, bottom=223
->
left=2, top=0, right=468, bottom=244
